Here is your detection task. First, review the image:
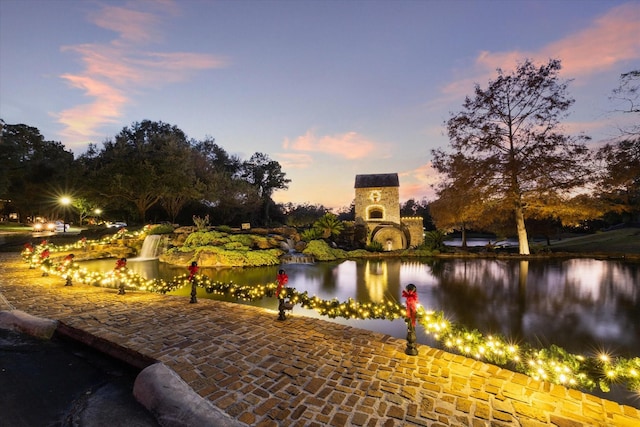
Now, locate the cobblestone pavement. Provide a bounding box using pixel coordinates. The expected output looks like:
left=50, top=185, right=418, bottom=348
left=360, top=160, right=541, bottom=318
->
left=1, top=253, right=638, bottom=427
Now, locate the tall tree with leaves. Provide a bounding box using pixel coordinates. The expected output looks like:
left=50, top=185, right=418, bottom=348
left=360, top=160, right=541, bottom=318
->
left=87, top=120, right=194, bottom=223
left=241, top=152, right=290, bottom=225
left=433, top=59, right=592, bottom=254
left=0, top=121, right=74, bottom=222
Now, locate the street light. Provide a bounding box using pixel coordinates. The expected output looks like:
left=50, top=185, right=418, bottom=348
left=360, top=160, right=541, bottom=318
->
left=60, top=196, right=71, bottom=233
left=94, top=208, right=102, bottom=225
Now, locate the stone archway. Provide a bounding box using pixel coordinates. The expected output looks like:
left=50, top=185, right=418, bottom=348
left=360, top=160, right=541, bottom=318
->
left=370, top=224, right=410, bottom=250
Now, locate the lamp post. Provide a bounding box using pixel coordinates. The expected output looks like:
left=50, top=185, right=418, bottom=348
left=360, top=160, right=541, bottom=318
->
left=94, top=208, right=102, bottom=225
left=402, top=283, right=419, bottom=356
left=60, top=196, right=71, bottom=233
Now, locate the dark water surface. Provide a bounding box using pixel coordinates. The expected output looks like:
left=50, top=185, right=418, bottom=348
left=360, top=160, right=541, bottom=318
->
left=81, top=257, right=640, bottom=357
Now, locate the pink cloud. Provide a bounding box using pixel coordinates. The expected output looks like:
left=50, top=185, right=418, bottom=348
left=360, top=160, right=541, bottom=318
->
left=283, top=130, right=386, bottom=160
left=543, top=3, right=640, bottom=78
left=439, top=3, right=640, bottom=104
left=399, top=162, right=440, bottom=202
left=472, top=4, right=640, bottom=78
left=56, top=0, right=227, bottom=146
left=89, top=5, right=163, bottom=44
left=54, top=75, right=128, bottom=147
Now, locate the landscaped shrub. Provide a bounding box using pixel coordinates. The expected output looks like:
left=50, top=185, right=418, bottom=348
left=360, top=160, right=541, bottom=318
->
left=252, top=236, right=273, bottom=249
left=192, top=246, right=282, bottom=267
left=192, top=215, right=210, bottom=231
left=224, top=241, right=249, bottom=251
left=346, top=249, right=371, bottom=257
left=229, top=234, right=255, bottom=247
left=184, top=231, right=229, bottom=247
left=303, top=239, right=347, bottom=261
left=244, top=249, right=282, bottom=266
left=147, top=224, right=174, bottom=235
left=301, top=228, right=323, bottom=242
left=365, top=241, right=384, bottom=252
left=423, top=230, right=446, bottom=251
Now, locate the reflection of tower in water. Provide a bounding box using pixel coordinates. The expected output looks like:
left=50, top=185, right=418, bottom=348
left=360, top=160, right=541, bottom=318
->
left=357, top=260, right=402, bottom=303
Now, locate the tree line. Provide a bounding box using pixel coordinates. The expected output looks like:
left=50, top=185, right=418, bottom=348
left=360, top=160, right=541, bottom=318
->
left=0, top=120, right=292, bottom=226
left=0, top=119, right=432, bottom=229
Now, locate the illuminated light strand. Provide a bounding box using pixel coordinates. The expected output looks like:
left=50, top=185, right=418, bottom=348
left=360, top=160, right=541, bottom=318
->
left=21, top=240, right=640, bottom=394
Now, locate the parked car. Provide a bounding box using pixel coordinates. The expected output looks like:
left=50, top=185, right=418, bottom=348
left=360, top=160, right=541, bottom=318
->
left=106, top=221, right=127, bottom=228
left=33, top=222, right=55, bottom=232
left=53, top=221, right=67, bottom=232
left=32, top=220, right=67, bottom=232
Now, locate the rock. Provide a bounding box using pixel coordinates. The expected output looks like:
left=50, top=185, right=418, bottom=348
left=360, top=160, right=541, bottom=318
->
left=133, top=363, right=245, bottom=427
left=0, top=310, right=58, bottom=340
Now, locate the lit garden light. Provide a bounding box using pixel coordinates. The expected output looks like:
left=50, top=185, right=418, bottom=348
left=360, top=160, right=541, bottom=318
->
left=60, top=196, right=71, bottom=232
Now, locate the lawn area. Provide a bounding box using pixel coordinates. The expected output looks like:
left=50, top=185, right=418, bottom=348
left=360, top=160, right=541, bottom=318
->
left=549, top=227, right=640, bottom=254
left=0, top=223, right=32, bottom=233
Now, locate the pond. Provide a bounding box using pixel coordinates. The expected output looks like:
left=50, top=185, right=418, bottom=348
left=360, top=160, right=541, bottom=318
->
left=81, top=257, right=640, bottom=356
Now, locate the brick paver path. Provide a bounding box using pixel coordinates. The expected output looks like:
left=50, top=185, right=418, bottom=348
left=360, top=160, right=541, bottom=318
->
left=1, top=253, right=638, bottom=426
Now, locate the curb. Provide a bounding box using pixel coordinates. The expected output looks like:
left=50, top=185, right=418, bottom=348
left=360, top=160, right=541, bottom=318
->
left=135, top=363, right=245, bottom=427
left=0, top=309, right=58, bottom=339
left=0, top=309, right=246, bottom=427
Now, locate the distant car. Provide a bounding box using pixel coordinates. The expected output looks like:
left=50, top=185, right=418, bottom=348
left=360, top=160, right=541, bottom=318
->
left=53, top=221, right=67, bottom=232
left=106, top=221, right=127, bottom=228
left=33, top=222, right=55, bottom=232
left=33, top=220, right=67, bottom=232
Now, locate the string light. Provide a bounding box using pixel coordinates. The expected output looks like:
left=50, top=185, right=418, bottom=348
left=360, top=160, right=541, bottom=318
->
left=21, top=236, right=640, bottom=395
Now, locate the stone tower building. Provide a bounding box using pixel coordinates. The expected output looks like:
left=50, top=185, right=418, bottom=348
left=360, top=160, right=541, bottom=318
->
left=354, top=173, right=424, bottom=250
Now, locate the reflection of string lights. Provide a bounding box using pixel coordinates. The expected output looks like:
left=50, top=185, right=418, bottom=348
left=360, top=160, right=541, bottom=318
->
left=21, top=237, right=640, bottom=395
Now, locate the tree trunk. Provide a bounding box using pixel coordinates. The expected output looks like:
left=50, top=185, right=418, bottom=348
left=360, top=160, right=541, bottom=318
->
left=461, top=224, right=467, bottom=249
left=514, top=204, right=530, bottom=255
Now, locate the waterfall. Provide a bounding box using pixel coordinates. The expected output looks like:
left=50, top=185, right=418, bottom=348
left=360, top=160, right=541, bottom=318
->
left=280, top=253, right=315, bottom=264
left=137, top=235, right=164, bottom=259
left=279, top=238, right=314, bottom=263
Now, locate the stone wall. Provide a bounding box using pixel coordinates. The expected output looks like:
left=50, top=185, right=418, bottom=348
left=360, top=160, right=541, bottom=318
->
left=402, top=217, right=424, bottom=247
left=354, top=186, right=400, bottom=224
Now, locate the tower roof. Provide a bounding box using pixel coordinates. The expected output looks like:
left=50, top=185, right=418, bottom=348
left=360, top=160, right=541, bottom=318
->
left=354, top=173, right=399, bottom=188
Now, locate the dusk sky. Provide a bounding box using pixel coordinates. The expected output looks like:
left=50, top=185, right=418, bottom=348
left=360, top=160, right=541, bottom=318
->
left=1, top=0, right=639, bottom=211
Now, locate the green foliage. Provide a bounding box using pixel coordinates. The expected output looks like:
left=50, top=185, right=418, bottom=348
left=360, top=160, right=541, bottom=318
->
left=216, top=225, right=234, bottom=233
left=191, top=246, right=282, bottom=267
left=300, top=228, right=323, bottom=242
left=244, top=249, right=283, bottom=266
left=313, top=213, right=344, bottom=239
left=345, top=249, right=371, bottom=257
left=224, top=241, right=249, bottom=251
left=192, top=215, right=210, bottom=231
left=303, top=239, right=347, bottom=261
left=365, top=241, right=384, bottom=252
left=184, top=231, right=229, bottom=247
left=229, top=234, right=255, bottom=247
left=422, top=230, right=446, bottom=251
left=148, top=224, right=174, bottom=235
left=412, top=248, right=439, bottom=257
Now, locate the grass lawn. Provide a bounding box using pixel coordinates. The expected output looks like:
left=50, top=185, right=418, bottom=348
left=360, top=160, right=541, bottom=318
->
left=0, top=224, right=32, bottom=233
left=549, top=227, right=640, bottom=254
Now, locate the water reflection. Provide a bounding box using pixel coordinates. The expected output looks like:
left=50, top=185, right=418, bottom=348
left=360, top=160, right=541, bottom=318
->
left=79, top=257, right=640, bottom=358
